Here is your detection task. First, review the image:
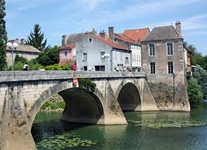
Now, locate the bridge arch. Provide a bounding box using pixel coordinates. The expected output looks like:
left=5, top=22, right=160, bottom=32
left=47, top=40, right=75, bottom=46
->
left=117, top=82, right=141, bottom=111
left=28, top=80, right=104, bottom=129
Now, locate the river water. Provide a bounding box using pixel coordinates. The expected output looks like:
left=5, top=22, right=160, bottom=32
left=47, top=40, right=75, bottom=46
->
left=32, top=103, right=207, bottom=150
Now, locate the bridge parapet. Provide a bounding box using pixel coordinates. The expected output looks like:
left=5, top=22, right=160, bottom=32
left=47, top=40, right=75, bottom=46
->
left=0, top=71, right=146, bottom=83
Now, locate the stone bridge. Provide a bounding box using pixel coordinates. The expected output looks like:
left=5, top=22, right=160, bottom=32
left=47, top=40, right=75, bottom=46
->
left=0, top=71, right=158, bottom=150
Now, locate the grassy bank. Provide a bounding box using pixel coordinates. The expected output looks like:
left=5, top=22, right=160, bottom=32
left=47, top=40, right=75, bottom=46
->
left=41, top=94, right=65, bottom=111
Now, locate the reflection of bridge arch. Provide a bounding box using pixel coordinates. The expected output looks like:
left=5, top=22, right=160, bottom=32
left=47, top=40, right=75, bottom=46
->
left=118, top=83, right=141, bottom=111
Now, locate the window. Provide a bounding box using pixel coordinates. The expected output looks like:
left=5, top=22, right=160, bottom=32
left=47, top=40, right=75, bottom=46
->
left=149, top=44, right=155, bottom=56
left=150, top=62, right=156, bottom=74
left=83, top=53, right=87, bottom=62
left=64, top=51, right=67, bottom=56
left=168, top=62, right=173, bottom=74
left=114, top=51, right=116, bottom=59
left=167, top=43, right=173, bottom=55
left=101, top=52, right=105, bottom=59
left=125, top=57, right=129, bottom=64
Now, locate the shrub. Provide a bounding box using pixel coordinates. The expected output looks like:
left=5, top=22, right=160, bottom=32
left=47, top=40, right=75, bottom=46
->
left=79, top=78, right=96, bottom=92
left=188, top=77, right=203, bottom=106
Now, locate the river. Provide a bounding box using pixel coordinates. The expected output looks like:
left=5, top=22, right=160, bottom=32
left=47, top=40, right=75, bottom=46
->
left=32, top=103, right=207, bottom=150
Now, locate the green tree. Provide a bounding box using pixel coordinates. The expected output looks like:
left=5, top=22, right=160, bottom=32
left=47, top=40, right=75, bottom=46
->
left=184, top=42, right=203, bottom=66
left=27, top=24, right=50, bottom=51
left=35, top=45, right=59, bottom=66
left=188, top=77, right=203, bottom=106
left=193, top=65, right=207, bottom=98
left=0, top=0, right=7, bottom=70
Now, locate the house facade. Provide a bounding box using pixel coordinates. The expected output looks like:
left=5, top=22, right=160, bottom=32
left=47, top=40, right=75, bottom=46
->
left=113, top=27, right=150, bottom=72
left=141, top=21, right=190, bottom=111
left=59, top=35, right=76, bottom=66
left=75, top=31, right=131, bottom=71
left=6, top=38, right=40, bottom=66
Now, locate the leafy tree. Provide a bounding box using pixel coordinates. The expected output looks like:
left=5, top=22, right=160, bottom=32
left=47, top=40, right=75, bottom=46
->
left=184, top=42, right=203, bottom=66
left=35, top=45, right=59, bottom=66
left=15, top=54, right=27, bottom=64
left=193, top=65, right=207, bottom=97
left=188, top=77, right=203, bottom=106
left=0, top=0, right=7, bottom=70
left=27, top=24, right=50, bottom=51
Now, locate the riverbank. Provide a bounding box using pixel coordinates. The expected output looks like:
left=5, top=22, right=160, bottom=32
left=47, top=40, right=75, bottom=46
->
left=40, top=94, right=65, bottom=111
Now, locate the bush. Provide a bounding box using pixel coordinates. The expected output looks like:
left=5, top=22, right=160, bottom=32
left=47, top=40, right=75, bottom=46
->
left=188, top=77, right=203, bottom=106
left=45, top=64, right=61, bottom=70
left=79, top=78, right=96, bottom=92
left=44, top=64, right=71, bottom=70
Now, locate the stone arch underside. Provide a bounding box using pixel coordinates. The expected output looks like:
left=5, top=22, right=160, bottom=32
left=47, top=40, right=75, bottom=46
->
left=59, top=88, right=104, bottom=124
left=118, top=82, right=141, bottom=111
left=28, top=80, right=104, bottom=129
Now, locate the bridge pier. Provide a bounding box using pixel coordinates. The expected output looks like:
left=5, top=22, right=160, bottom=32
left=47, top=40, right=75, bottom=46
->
left=0, top=83, right=36, bottom=150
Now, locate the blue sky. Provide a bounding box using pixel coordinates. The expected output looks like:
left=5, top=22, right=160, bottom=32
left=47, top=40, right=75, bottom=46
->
left=5, top=0, right=207, bottom=55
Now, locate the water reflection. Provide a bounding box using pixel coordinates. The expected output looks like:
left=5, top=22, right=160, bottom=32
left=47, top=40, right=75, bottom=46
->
left=32, top=103, right=207, bottom=150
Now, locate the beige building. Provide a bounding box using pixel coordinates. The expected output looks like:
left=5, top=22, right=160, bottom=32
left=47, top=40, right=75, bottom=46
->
left=6, top=38, right=40, bottom=66
left=141, top=21, right=190, bottom=111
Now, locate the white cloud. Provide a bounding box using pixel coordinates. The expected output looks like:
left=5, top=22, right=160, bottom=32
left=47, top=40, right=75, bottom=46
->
left=76, top=0, right=115, bottom=10
left=182, top=14, right=207, bottom=30
left=104, top=0, right=207, bottom=23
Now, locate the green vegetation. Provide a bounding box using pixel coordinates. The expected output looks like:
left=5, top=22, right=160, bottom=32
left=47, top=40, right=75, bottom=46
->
left=35, top=45, right=59, bottom=66
left=128, top=119, right=207, bottom=128
left=0, top=0, right=7, bottom=70
left=5, top=45, right=71, bottom=70
left=36, top=132, right=96, bottom=149
left=44, top=64, right=71, bottom=70
left=27, top=24, right=50, bottom=51
left=188, top=77, right=203, bottom=106
left=78, top=78, right=96, bottom=92
left=41, top=101, right=65, bottom=111
left=185, top=42, right=207, bottom=106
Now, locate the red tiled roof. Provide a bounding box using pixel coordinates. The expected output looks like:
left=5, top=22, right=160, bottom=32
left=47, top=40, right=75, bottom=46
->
left=58, top=59, right=75, bottom=66
left=123, top=28, right=149, bottom=42
left=115, top=33, right=135, bottom=44
left=59, top=44, right=75, bottom=51
left=89, top=34, right=129, bottom=51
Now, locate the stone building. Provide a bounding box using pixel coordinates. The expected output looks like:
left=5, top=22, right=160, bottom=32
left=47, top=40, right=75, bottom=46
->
left=6, top=38, right=40, bottom=66
left=59, top=35, right=76, bottom=66
left=141, top=21, right=190, bottom=111
left=59, top=30, right=97, bottom=66
left=114, top=27, right=150, bottom=72
left=75, top=31, right=131, bottom=71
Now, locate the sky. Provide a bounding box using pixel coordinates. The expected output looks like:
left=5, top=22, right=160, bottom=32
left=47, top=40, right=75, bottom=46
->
left=5, top=0, right=207, bottom=55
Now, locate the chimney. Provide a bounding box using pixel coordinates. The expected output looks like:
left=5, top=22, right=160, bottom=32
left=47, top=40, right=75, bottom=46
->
left=175, top=21, right=182, bottom=37
left=108, top=27, right=114, bottom=41
left=15, top=38, right=19, bottom=44
left=20, top=38, right=26, bottom=45
left=99, top=30, right=107, bottom=39
left=92, top=28, right=97, bottom=35
left=62, top=34, right=67, bottom=46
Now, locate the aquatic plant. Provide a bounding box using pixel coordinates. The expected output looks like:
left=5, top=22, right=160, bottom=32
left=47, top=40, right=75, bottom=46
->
left=36, top=131, right=96, bottom=149
left=128, top=119, right=207, bottom=129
